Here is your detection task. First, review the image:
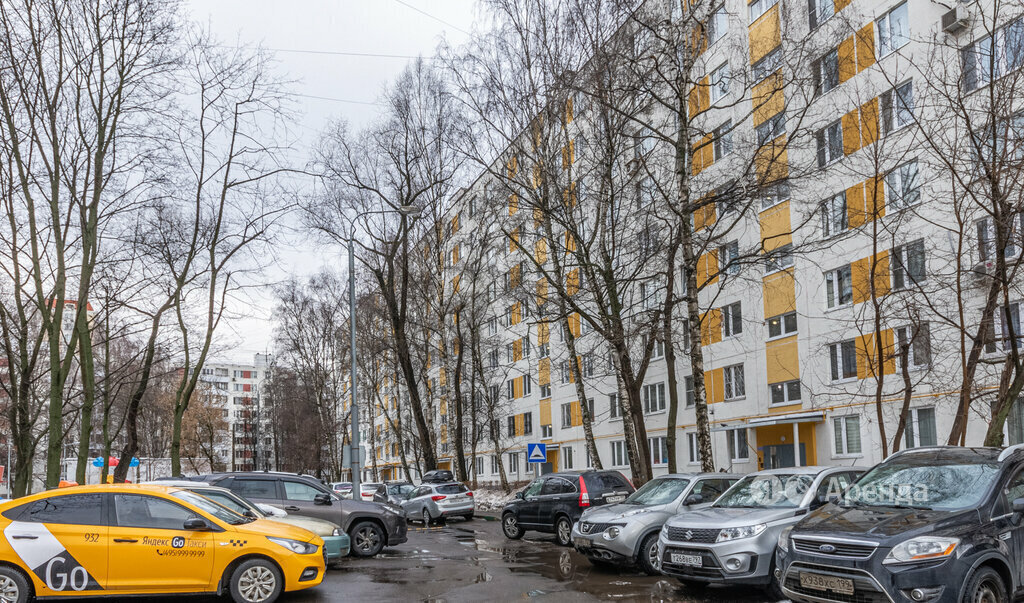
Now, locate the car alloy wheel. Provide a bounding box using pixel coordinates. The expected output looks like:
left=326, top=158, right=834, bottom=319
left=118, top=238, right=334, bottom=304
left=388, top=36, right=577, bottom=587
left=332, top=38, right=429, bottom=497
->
left=502, top=513, right=523, bottom=539
left=237, top=566, right=276, bottom=603
left=556, top=517, right=572, bottom=546
left=351, top=521, right=385, bottom=556
left=0, top=575, right=20, bottom=603
left=422, top=508, right=431, bottom=525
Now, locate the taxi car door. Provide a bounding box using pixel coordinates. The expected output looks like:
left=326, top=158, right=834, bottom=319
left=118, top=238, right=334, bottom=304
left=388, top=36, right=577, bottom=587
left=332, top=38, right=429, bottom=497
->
left=106, top=494, right=214, bottom=592
left=4, top=493, right=108, bottom=594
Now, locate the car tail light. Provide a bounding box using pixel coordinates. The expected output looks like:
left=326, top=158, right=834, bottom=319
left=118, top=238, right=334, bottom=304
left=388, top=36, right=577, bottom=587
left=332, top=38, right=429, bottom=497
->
left=431, top=495, right=446, bottom=501
left=579, top=477, right=590, bottom=507
left=466, top=491, right=474, bottom=497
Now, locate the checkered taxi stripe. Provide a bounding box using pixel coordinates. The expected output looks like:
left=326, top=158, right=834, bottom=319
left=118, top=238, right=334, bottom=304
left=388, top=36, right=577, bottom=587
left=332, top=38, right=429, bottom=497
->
left=228, top=539, right=248, bottom=547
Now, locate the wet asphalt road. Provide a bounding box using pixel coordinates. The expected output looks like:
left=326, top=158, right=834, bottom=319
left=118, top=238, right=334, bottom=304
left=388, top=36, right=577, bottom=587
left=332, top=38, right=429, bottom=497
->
left=161, top=515, right=782, bottom=602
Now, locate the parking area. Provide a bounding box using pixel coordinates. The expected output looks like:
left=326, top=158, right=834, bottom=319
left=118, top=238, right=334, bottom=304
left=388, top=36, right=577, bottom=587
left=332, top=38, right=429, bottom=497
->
left=187, top=515, right=779, bottom=602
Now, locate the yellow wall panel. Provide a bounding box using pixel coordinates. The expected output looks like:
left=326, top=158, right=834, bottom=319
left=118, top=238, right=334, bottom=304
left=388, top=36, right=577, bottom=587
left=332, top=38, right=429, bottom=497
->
left=838, top=36, right=856, bottom=83
left=567, top=268, right=580, bottom=296
left=856, top=329, right=896, bottom=379
left=861, top=98, right=879, bottom=147
left=759, top=200, right=792, bottom=251
left=763, top=268, right=796, bottom=317
left=513, top=339, right=523, bottom=361
left=571, top=401, right=582, bottom=426
left=696, top=249, right=720, bottom=288
left=766, top=335, right=800, bottom=382
left=752, top=71, right=784, bottom=125
left=540, top=399, right=552, bottom=425
left=856, top=24, right=876, bottom=72
left=536, top=277, right=548, bottom=306
left=515, top=414, right=525, bottom=436
left=537, top=322, right=550, bottom=345
left=539, top=358, right=551, bottom=386
left=703, top=368, right=725, bottom=404
left=755, top=135, right=789, bottom=182
left=847, top=182, right=866, bottom=229
left=866, top=175, right=885, bottom=220
left=509, top=193, right=518, bottom=215
left=535, top=238, right=548, bottom=263
left=701, top=308, right=723, bottom=347
left=851, top=251, right=892, bottom=304
left=842, top=110, right=861, bottom=155
left=749, top=4, right=781, bottom=64
left=694, top=199, right=717, bottom=232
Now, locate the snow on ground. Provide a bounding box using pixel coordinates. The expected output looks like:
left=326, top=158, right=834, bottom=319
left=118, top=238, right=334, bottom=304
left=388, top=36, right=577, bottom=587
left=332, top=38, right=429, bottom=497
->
left=472, top=487, right=517, bottom=511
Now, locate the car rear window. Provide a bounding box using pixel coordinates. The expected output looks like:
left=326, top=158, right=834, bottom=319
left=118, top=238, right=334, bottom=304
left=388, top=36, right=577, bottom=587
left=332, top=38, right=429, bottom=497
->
left=594, top=473, right=631, bottom=491
left=436, top=484, right=468, bottom=494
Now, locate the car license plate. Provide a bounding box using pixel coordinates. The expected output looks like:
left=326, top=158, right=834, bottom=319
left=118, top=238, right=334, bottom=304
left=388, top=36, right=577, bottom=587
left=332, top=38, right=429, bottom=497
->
left=670, top=553, right=702, bottom=567
left=606, top=495, right=626, bottom=503
left=800, top=572, right=854, bottom=595
left=574, top=537, right=590, bottom=548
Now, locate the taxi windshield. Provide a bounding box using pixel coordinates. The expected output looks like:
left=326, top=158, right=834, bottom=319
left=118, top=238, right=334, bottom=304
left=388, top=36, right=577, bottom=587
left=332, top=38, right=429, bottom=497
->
left=625, top=478, right=690, bottom=505
left=714, top=473, right=813, bottom=509
left=171, top=489, right=251, bottom=525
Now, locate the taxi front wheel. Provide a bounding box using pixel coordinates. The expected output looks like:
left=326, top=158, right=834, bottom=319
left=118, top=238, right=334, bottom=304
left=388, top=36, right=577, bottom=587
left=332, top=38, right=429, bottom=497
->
left=0, top=566, right=29, bottom=603
left=229, top=559, right=283, bottom=603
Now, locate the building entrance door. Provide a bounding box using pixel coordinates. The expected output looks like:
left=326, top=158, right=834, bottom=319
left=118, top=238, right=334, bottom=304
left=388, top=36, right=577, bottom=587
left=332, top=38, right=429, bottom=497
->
left=763, top=444, right=806, bottom=469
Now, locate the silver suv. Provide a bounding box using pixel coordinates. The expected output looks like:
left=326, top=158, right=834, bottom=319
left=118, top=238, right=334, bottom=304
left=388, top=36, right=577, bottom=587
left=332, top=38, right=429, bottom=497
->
left=658, top=466, right=864, bottom=597
left=571, top=473, right=738, bottom=574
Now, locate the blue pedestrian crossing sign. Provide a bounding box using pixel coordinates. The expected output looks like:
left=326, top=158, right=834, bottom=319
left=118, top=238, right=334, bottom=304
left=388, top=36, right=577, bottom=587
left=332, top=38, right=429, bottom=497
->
left=527, top=443, right=547, bottom=463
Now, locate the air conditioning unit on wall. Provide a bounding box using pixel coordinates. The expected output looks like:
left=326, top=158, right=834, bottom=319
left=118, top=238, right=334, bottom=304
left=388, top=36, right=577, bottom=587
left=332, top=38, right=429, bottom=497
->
left=942, top=6, right=969, bottom=34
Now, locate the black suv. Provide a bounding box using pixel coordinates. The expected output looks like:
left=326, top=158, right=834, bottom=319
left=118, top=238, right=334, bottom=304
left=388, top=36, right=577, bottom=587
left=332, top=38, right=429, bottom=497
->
left=502, top=470, right=634, bottom=546
left=195, top=471, right=407, bottom=557
left=778, top=445, right=1024, bottom=603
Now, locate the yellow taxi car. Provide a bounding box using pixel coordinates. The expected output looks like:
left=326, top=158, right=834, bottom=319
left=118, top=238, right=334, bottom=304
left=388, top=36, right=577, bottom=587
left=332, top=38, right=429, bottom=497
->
left=0, top=484, right=325, bottom=603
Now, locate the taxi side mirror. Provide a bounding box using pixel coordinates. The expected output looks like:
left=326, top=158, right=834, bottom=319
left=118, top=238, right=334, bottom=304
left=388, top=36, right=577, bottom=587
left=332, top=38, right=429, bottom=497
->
left=683, top=494, right=703, bottom=506
left=314, top=493, right=333, bottom=506
left=184, top=517, right=212, bottom=531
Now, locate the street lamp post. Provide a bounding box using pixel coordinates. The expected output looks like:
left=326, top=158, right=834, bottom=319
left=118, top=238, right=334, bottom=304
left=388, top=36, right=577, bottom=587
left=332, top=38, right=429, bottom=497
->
left=347, top=205, right=420, bottom=497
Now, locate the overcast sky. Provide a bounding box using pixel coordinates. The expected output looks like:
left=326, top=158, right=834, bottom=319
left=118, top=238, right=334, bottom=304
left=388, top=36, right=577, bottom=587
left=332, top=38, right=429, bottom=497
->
left=182, top=0, right=478, bottom=363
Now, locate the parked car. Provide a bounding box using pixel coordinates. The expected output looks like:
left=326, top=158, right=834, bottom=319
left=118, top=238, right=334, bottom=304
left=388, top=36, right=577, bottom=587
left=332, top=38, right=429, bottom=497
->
left=151, top=480, right=351, bottom=564
left=658, top=465, right=864, bottom=598
left=331, top=482, right=353, bottom=498
left=401, top=482, right=475, bottom=523
left=359, top=482, right=387, bottom=502
left=385, top=481, right=417, bottom=505
left=196, top=471, right=407, bottom=557
left=572, top=473, right=739, bottom=574
left=779, top=445, right=1024, bottom=603
left=501, top=470, right=635, bottom=546
left=422, top=470, right=455, bottom=483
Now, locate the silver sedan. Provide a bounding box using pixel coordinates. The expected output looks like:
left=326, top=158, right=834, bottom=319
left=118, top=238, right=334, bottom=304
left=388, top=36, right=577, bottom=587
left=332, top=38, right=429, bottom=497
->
left=571, top=473, right=740, bottom=575
left=400, top=482, right=475, bottom=524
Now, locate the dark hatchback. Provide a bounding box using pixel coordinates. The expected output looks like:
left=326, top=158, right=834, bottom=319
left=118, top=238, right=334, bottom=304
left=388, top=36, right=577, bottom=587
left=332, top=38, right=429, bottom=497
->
left=778, top=445, right=1024, bottom=603
left=501, top=470, right=634, bottom=546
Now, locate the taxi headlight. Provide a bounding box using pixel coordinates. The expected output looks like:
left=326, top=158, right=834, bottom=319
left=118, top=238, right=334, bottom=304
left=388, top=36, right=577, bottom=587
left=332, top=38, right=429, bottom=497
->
left=716, top=523, right=767, bottom=543
left=603, top=526, right=620, bottom=540
left=332, top=527, right=342, bottom=537
left=883, top=536, right=959, bottom=565
left=267, top=536, right=317, bottom=554
left=777, top=525, right=793, bottom=552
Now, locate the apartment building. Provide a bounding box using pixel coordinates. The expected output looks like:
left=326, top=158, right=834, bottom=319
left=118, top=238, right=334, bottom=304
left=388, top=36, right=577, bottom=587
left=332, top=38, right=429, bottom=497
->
left=196, top=353, right=274, bottom=472
left=368, top=0, right=1024, bottom=484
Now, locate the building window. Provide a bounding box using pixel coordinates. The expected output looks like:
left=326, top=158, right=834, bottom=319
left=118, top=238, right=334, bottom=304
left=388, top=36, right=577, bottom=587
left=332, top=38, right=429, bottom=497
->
left=808, top=0, right=834, bottom=30
left=904, top=407, right=937, bottom=448
left=748, top=0, right=778, bottom=23
left=507, top=379, right=516, bottom=399
left=487, top=317, right=497, bottom=335
left=723, top=364, right=745, bottom=399
left=759, top=180, right=790, bottom=210
left=877, top=1, right=909, bottom=57
left=539, top=342, right=549, bottom=358
left=710, top=63, right=730, bottom=103
left=770, top=380, right=802, bottom=405
left=713, top=121, right=733, bottom=159
left=651, top=337, right=665, bottom=359
left=987, top=302, right=1023, bottom=353
left=764, top=243, right=794, bottom=274
left=540, top=384, right=551, bottom=398
left=816, top=120, right=843, bottom=166
left=508, top=452, right=520, bottom=474
left=892, top=239, right=926, bottom=289
left=719, top=240, right=739, bottom=275
left=609, top=394, right=621, bottom=419
left=963, top=18, right=1024, bottom=91
left=524, top=412, right=533, bottom=435
left=610, top=440, right=628, bottom=467
left=881, top=81, right=914, bottom=134
left=542, top=424, right=552, bottom=438
left=834, top=415, right=862, bottom=455
left=756, top=112, right=786, bottom=146
left=752, top=47, right=782, bottom=82
left=722, top=302, right=742, bottom=338
left=821, top=192, right=847, bottom=238
left=649, top=436, right=669, bottom=466
left=707, top=4, right=728, bottom=44
left=727, top=428, right=749, bottom=460
left=687, top=433, right=701, bottom=464
left=561, top=361, right=571, bottom=383
left=767, top=311, right=797, bottom=338
left=581, top=354, right=595, bottom=378
left=885, top=160, right=920, bottom=210
left=507, top=416, right=516, bottom=436
left=825, top=265, right=853, bottom=308
left=896, top=323, right=931, bottom=369
left=507, top=343, right=515, bottom=363
left=685, top=376, right=695, bottom=407
left=830, top=339, right=858, bottom=381
left=813, top=49, right=840, bottom=95
left=523, top=375, right=531, bottom=397
left=561, top=403, right=572, bottom=429
left=475, top=456, right=484, bottom=475
left=643, top=382, right=667, bottom=413
left=563, top=445, right=574, bottom=469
